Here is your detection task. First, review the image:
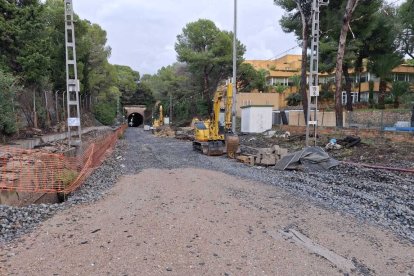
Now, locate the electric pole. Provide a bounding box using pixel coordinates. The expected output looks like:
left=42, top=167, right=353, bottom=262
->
left=305, top=0, right=329, bottom=147
left=231, top=0, right=237, bottom=134
left=64, top=0, right=81, bottom=146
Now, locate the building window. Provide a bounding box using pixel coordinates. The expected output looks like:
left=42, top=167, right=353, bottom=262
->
left=341, top=91, right=359, bottom=104
left=359, top=92, right=369, bottom=103
left=395, top=74, right=407, bottom=82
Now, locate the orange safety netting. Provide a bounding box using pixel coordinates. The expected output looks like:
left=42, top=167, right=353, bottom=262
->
left=0, top=125, right=127, bottom=194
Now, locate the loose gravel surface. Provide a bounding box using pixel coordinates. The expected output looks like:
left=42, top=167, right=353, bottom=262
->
left=0, top=127, right=413, bottom=275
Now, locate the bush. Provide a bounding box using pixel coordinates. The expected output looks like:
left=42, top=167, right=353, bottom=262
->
left=93, top=101, right=116, bottom=125
left=57, top=169, right=79, bottom=187
left=285, top=92, right=302, bottom=106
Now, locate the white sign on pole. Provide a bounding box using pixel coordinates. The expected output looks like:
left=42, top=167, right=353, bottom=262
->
left=310, top=86, right=319, bottom=97
left=68, top=117, right=80, bottom=126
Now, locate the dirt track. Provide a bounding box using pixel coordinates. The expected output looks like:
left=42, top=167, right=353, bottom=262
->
left=1, top=168, right=413, bottom=275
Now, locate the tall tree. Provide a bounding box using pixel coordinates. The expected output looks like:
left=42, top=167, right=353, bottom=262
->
left=391, top=81, right=411, bottom=108
left=397, top=0, right=414, bottom=59
left=369, top=53, right=402, bottom=109
left=141, top=63, right=202, bottom=124
left=0, top=70, right=19, bottom=136
left=334, top=0, right=360, bottom=127
left=364, top=6, right=402, bottom=109
left=44, top=0, right=66, bottom=93
left=319, top=0, right=383, bottom=112
left=274, top=0, right=312, bottom=122
left=0, top=1, right=18, bottom=72
left=237, top=63, right=258, bottom=92
left=175, top=19, right=245, bottom=114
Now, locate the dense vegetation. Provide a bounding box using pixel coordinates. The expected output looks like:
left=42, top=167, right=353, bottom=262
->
left=0, top=0, right=148, bottom=136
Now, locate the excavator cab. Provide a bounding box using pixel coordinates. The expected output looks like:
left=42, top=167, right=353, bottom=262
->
left=194, top=120, right=209, bottom=142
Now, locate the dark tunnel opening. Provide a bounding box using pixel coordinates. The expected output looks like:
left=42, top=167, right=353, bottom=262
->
left=128, top=113, right=144, bottom=127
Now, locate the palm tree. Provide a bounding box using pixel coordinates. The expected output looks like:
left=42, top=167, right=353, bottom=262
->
left=369, top=54, right=402, bottom=109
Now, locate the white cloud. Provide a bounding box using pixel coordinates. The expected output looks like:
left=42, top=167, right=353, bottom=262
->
left=74, top=0, right=299, bottom=74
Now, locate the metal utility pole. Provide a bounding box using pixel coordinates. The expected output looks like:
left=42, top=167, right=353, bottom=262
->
left=62, top=91, right=66, bottom=121
left=231, top=0, right=237, bottom=134
left=64, top=0, right=81, bottom=146
left=305, top=0, right=329, bottom=147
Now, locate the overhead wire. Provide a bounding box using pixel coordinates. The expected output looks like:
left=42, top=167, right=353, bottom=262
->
left=267, top=45, right=300, bottom=61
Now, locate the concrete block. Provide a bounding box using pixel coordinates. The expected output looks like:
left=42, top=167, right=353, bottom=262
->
left=260, top=154, right=277, bottom=166
left=258, top=148, right=272, bottom=155
left=278, top=148, right=288, bottom=158
left=271, top=145, right=280, bottom=154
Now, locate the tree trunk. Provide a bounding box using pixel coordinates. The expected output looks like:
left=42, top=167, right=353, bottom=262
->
left=368, top=80, right=374, bottom=108
left=393, top=96, right=399, bottom=108
left=378, top=79, right=387, bottom=109
left=343, top=65, right=353, bottom=111
left=334, top=0, right=359, bottom=127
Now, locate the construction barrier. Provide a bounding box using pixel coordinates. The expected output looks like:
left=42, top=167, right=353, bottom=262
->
left=0, top=125, right=127, bottom=194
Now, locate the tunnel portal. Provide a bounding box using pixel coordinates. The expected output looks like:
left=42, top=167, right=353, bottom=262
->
left=128, top=113, right=144, bottom=127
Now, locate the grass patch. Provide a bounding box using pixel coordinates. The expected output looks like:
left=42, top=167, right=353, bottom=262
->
left=57, top=169, right=79, bottom=187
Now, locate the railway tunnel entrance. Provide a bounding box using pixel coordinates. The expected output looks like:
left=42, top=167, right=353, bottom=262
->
left=124, top=105, right=148, bottom=127
left=128, top=113, right=143, bottom=127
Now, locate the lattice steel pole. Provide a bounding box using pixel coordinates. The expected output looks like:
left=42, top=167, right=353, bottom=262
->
left=305, top=0, right=329, bottom=147
left=64, top=0, right=81, bottom=146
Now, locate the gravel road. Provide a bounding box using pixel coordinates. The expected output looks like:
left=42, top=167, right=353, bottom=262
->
left=1, top=127, right=413, bottom=275
left=122, top=128, right=414, bottom=242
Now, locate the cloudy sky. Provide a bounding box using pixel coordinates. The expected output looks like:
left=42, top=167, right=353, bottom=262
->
left=73, top=0, right=299, bottom=75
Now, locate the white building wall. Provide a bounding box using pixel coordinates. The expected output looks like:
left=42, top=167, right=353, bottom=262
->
left=241, top=106, right=273, bottom=133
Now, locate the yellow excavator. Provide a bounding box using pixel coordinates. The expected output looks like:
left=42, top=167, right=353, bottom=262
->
left=152, top=104, right=164, bottom=128
left=193, top=83, right=239, bottom=157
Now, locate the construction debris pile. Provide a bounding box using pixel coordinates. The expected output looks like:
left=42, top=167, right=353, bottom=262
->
left=174, top=127, right=194, bottom=141
left=152, top=125, right=176, bottom=137
left=33, top=141, right=71, bottom=153
left=275, top=147, right=340, bottom=171
left=237, top=145, right=289, bottom=166
left=325, top=136, right=361, bottom=150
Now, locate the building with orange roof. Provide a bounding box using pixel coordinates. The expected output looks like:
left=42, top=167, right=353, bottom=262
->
left=236, top=54, right=414, bottom=115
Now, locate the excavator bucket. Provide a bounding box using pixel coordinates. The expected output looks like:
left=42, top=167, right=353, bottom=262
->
left=206, top=141, right=224, bottom=156
left=225, top=134, right=240, bottom=159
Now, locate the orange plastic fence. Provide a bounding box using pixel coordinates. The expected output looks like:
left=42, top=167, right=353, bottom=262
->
left=0, top=125, right=127, bottom=194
